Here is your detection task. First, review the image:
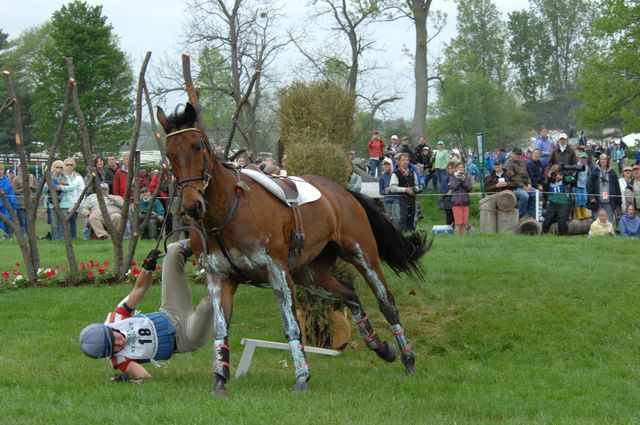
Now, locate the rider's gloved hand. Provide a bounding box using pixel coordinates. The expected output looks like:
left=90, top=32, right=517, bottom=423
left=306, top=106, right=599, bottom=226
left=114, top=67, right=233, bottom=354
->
left=143, top=249, right=161, bottom=272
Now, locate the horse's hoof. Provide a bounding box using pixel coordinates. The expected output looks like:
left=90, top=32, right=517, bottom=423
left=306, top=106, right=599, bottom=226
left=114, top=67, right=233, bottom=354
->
left=402, top=353, right=416, bottom=375
left=291, top=378, right=308, bottom=392
left=375, top=341, right=397, bottom=363
left=210, top=380, right=229, bottom=397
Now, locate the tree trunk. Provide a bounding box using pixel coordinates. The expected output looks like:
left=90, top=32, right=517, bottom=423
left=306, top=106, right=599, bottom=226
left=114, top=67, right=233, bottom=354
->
left=2, top=71, right=40, bottom=281
left=411, top=0, right=431, bottom=142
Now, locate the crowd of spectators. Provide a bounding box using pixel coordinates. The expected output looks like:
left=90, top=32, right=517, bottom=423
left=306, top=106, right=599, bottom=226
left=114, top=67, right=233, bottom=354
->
left=1, top=130, right=639, bottom=240
left=0, top=154, right=173, bottom=241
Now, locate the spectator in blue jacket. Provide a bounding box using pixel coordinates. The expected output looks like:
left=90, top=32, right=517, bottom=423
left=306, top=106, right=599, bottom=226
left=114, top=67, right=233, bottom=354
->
left=534, top=126, right=553, bottom=170
left=619, top=204, right=640, bottom=238
left=0, top=163, right=18, bottom=238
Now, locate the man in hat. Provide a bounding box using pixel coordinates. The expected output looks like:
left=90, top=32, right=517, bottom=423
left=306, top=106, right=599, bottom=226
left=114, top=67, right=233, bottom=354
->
left=484, top=158, right=518, bottom=193
left=433, top=140, right=449, bottom=193
left=550, top=133, right=579, bottom=170
left=504, top=147, right=534, bottom=217
left=78, top=183, right=124, bottom=239
left=79, top=242, right=213, bottom=381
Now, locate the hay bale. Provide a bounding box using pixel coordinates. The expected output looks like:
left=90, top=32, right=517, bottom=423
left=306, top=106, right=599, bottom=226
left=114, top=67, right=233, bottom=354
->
left=517, top=215, right=542, bottom=235
left=497, top=208, right=519, bottom=233
left=479, top=193, right=498, bottom=233
left=496, top=190, right=517, bottom=211
left=548, top=219, right=591, bottom=235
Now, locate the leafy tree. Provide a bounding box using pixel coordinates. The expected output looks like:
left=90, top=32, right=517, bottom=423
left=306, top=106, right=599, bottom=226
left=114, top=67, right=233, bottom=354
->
left=196, top=46, right=236, bottom=142
left=0, top=30, right=8, bottom=50
left=30, top=1, right=133, bottom=156
left=445, top=0, right=509, bottom=87
left=530, top=0, right=594, bottom=97
left=433, top=0, right=518, bottom=149
left=507, top=10, right=552, bottom=104
left=575, top=0, right=640, bottom=132
left=431, top=70, right=518, bottom=150
left=0, top=26, right=49, bottom=154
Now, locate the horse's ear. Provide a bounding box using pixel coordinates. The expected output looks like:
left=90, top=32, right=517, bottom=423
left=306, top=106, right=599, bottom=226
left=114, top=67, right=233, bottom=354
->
left=157, top=106, right=170, bottom=133
left=184, top=103, right=197, bottom=125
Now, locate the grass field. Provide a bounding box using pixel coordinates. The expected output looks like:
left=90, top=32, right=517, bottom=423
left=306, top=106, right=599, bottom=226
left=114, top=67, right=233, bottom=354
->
left=1, top=216, right=639, bottom=424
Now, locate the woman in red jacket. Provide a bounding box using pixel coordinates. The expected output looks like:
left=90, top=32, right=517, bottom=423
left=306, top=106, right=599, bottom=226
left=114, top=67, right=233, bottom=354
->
left=367, top=130, right=385, bottom=177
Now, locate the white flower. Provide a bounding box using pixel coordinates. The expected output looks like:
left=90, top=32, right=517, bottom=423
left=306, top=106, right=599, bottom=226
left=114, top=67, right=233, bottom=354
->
left=15, top=275, right=23, bottom=282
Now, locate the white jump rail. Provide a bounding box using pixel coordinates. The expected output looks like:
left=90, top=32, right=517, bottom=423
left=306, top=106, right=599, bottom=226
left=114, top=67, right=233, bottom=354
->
left=234, top=338, right=341, bottom=379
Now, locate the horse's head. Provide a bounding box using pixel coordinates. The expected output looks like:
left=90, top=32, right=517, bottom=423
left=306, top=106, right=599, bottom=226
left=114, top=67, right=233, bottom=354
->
left=157, top=103, right=212, bottom=219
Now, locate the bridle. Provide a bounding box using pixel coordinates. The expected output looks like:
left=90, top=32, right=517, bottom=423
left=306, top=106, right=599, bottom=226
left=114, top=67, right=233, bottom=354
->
left=165, top=125, right=249, bottom=282
left=165, top=127, right=212, bottom=197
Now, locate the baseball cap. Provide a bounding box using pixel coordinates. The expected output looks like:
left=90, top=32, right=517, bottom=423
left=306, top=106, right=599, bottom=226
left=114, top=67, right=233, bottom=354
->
left=391, top=135, right=398, bottom=140
left=422, top=146, right=430, bottom=151
left=558, top=133, right=568, bottom=140
left=494, top=158, right=505, bottom=165
left=99, top=182, right=109, bottom=190
left=512, top=147, right=522, bottom=154
left=580, top=152, right=588, bottom=158
left=79, top=323, right=115, bottom=358
left=382, top=157, right=393, bottom=165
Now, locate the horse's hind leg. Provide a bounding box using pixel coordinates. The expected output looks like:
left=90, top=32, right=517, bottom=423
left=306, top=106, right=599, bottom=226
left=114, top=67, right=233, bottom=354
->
left=266, top=258, right=310, bottom=391
left=341, top=243, right=416, bottom=374
left=296, top=266, right=397, bottom=363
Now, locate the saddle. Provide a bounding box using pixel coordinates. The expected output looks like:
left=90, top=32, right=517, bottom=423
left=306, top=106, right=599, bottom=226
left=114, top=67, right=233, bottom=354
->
left=240, top=167, right=322, bottom=268
left=240, top=168, right=320, bottom=207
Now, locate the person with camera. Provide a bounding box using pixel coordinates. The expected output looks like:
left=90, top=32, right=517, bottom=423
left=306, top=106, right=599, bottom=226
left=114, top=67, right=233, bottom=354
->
left=448, top=162, right=473, bottom=236
left=78, top=242, right=214, bottom=381
left=43, top=160, right=70, bottom=240
left=367, top=130, right=385, bottom=177
left=588, top=154, right=621, bottom=225
left=542, top=165, right=571, bottom=235
left=388, top=152, right=420, bottom=231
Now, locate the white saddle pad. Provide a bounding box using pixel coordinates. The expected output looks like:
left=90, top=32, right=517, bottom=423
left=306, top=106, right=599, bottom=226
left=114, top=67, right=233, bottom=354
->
left=241, top=169, right=322, bottom=207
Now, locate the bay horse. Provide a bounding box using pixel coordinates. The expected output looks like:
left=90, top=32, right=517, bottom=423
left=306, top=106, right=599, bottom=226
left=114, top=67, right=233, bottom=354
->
left=158, top=103, right=430, bottom=394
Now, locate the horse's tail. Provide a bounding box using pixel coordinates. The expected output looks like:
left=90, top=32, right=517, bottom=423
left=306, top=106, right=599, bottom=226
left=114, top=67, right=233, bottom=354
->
left=348, top=191, right=431, bottom=280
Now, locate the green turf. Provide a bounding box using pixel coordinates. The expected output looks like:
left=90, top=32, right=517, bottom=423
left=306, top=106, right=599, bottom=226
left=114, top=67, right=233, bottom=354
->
left=1, top=229, right=638, bottom=424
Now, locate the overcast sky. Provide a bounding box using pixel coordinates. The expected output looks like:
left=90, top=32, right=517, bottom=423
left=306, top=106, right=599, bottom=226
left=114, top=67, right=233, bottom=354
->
left=3, top=0, right=530, bottom=119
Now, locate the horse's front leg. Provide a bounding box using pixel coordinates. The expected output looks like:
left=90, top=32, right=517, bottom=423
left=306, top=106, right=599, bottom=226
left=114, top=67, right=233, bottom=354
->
left=266, top=258, right=310, bottom=392
left=204, top=270, right=237, bottom=396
